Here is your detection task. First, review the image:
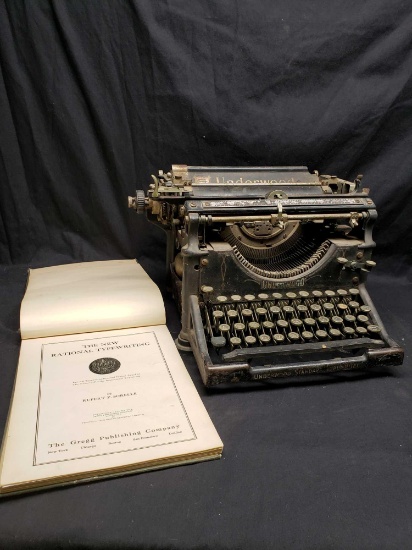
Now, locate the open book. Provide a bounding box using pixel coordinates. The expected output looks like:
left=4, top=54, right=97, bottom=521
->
left=0, top=260, right=222, bottom=495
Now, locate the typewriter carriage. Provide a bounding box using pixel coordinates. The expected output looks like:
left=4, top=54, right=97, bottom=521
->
left=129, top=166, right=403, bottom=385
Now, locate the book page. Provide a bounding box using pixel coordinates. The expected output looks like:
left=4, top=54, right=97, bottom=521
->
left=0, top=326, right=222, bottom=493
left=20, top=260, right=166, bottom=339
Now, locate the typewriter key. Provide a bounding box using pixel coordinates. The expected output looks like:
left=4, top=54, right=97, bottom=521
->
left=331, top=316, right=343, bottom=326
left=303, top=318, right=316, bottom=328
left=262, top=320, right=275, bottom=331
left=227, top=309, right=238, bottom=321
left=234, top=322, right=246, bottom=333
left=312, top=290, right=323, bottom=300
left=323, top=302, right=334, bottom=314
left=258, top=293, right=269, bottom=300
left=256, top=307, right=268, bottom=319
left=217, top=295, right=228, bottom=303
left=325, top=290, right=336, bottom=301
left=288, top=331, right=300, bottom=343
left=310, top=303, right=322, bottom=317
left=259, top=334, right=271, bottom=345
left=282, top=305, right=294, bottom=319
left=367, top=324, right=381, bottom=335
left=337, top=303, right=348, bottom=313
left=357, top=314, right=369, bottom=325
left=318, top=316, right=330, bottom=327
left=329, top=328, right=341, bottom=340
left=218, top=323, right=231, bottom=334
left=343, top=327, right=355, bottom=337
left=230, top=336, right=242, bottom=348
left=231, top=294, right=242, bottom=302
left=356, top=326, right=368, bottom=336
left=348, top=300, right=360, bottom=311
left=286, top=292, right=297, bottom=300
left=211, top=336, right=226, bottom=348
left=244, top=294, right=255, bottom=301
left=291, top=318, right=303, bottom=328
left=244, top=335, right=257, bottom=346
left=212, top=310, right=224, bottom=327
left=269, top=305, right=281, bottom=317
left=337, top=289, right=348, bottom=297
left=298, top=290, right=310, bottom=299
left=315, top=329, right=328, bottom=340
left=277, top=319, right=288, bottom=330
left=360, top=305, right=372, bottom=314
left=272, top=292, right=283, bottom=300
left=344, top=314, right=356, bottom=325
left=302, top=330, right=314, bottom=341
left=273, top=333, right=285, bottom=344
left=249, top=321, right=260, bottom=332
left=349, top=288, right=360, bottom=297
left=241, top=308, right=253, bottom=320
left=297, top=304, right=309, bottom=317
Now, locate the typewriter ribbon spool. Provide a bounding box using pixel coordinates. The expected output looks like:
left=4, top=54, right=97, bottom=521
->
left=129, top=166, right=403, bottom=386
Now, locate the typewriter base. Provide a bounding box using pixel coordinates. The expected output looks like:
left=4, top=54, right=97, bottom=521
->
left=183, top=289, right=403, bottom=387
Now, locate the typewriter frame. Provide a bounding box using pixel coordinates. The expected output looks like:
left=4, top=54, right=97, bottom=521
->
left=129, top=166, right=403, bottom=386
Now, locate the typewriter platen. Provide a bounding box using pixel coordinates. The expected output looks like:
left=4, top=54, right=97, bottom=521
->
left=129, top=166, right=403, bottom=386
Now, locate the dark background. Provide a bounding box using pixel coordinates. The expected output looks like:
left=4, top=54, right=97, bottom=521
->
left=0, top=1, right=411, bottom=548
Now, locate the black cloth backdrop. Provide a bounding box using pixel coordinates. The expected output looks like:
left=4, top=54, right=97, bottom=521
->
left=0, top=1, right=412, bottom=549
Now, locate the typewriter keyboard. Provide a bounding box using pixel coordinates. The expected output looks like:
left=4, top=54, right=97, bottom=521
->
left=204, top=289, right=382, bottom=351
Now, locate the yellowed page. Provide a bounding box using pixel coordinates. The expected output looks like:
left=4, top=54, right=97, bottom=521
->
left=0, top=325, right=222, bottom=493
left=20, top=260, right=166, bottom=339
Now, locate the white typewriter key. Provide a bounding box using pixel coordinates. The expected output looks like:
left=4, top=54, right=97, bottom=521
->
left=286, top=292, right=297, bottom=300
left=310, top=304, right=322, bottom=316
left=344, top=314, right=356, bottom=325
left=343, top=327, right=355, bottom=337
left=230, top=336, right=242, bottom=347
left=367, top=324, right=381, bottom=335
left=291, top=318, right=303, bottom=328
left=244, top=335, right=257, bottom=346
left=269, top=305, right=281, bottom=317
left=337, top=289, right=348, bottom=297
left=302, top=331, right=314, bottom=341
left=312, top=290, right=323, bottom=300
left=272, top=292, right=283, bottom=300
left=348, top=300, right=360, bottom=310
left=297, top=304, right=308, bottom=317
left=201, top=285, right=214, bottom=294
left=331, top=316, right=343, bottom=326
left=337, top=303, right=348, bottom=313
left=318, top=316, right=330, bottom=327
left=277, top=320, right=288, bottom=330
left=357, top=314, right=369, bottom=325
left=262, top=320, right=275, bottom=331
left=315, top=329, right=328, bottom=340
left=273, top=333, right=285, bottom=344
left=323, top=302, right=334, bottom=314
left=241, top=308, right=253, bottom=320
left=231, top=295, right=242, bottom=302
left=244, top=294, right=255, bottom=301
left=259, top=334, right=271, bottom=345
left=325, top=290, right=336, bottom=299
left=298, top=291, right=310, bottom=299
left=212, top=310, right=224, bottom=325
left=216, top=295, right=228, bottom=303
left=258, top=293, right=269, bottom=300
left=356, top=326, right=368, bottom=336
left=255, top=307, right=267, bottom=318
left=288, top=332, right=300, bottom=343
left=360, top=305, right=372, bottom=314
left=349, top=288, right=360, bottom=297
left=218, top=323, right=230, bottom=334
left=227, top=309, right=238, bottom=320
left=282, top=305, right=294, bottom=318
left=303, top=318, right=316, bottom=328
left=234, top=322, right=246, bottom=332
left=249, top=321, right=260, bottom=331
left=329, top=328, right=342, bottom=340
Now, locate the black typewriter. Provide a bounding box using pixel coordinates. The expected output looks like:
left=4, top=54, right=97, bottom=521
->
left=129, top=165, right=403, bottom=386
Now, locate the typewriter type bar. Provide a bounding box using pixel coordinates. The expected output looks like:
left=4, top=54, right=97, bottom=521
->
left=129, top=166, right=403, bottom=386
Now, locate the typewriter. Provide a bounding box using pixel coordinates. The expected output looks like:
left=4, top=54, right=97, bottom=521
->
left=129, top=165, right=403, bottom=386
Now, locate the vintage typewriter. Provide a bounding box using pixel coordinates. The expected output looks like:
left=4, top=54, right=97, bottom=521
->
left=129, top=166, right=403, bottom=386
